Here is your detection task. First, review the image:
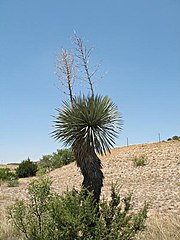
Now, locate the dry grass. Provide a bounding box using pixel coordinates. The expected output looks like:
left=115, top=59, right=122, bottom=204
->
left=0, top=208, right=23, bottom=240
left=136, top=214, right=180, bottom=240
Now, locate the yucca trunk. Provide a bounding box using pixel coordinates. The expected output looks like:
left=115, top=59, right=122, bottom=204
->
left=73, top=145, right=104, bottom=203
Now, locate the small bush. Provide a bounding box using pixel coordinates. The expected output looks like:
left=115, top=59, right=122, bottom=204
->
left=0, top=168, right=19, bottom=187
left=36, top=165, right=47, bottom=176
left=9, top=178, right=147, bottom=240
left=172, top=136, right=180, bottom=141
left=16, top=158, right=37, bottom=178
left=0, top=168, right=11, bottom=181
left=38, top=155, right=53, bottom=173
left=0, top=168, right=18, bottom=181
left=132, top=156, right=146, bottom=167
left=51, top=149, right=75, bottom=169
left=38, top=149, right=75, bottom=174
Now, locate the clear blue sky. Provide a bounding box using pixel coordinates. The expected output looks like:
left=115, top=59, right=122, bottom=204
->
left=0, top=0, right=179, bottom=163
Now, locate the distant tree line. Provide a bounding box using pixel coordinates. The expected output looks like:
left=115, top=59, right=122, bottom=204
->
left=167, top=136, right=180, bottom=141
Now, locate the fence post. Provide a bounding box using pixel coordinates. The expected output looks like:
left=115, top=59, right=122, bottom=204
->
left=158, top=133, right=161, bottom=142
left=127, top=137, right=129, bottom=147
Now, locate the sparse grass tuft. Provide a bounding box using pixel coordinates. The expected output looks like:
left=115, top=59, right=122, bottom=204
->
left=7, top=179, right=19, bottom=187
left=132, top=156, right=146, bottom=167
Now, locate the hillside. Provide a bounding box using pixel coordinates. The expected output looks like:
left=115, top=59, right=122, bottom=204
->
left=50, top=140, right=180, bottom=216
left=1, top=140, right=179, bottom=217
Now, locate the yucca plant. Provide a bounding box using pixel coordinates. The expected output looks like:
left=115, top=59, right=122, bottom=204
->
left=52, top=95, right=122, bottom=202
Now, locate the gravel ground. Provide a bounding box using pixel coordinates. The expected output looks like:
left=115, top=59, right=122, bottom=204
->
left=0, top=141, right=180, bottom=217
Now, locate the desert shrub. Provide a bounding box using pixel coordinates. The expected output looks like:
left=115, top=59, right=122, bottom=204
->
left=96, top=186, right=148, bottom=240
left=172, top=136, right=180, bottom=141
left=132, top=156, right=146, bottom=167
left=51, top=149, right=75, bottom=169
left=36, top=165, right=47, bottom=176
left=0, top=168, right=18, bottom=181
left=0, top=168, right=19, bottom=187
left=38, top=149, right=75, bottom=175
left=9, top=178, right=147, bottom=240
left=16, top=158, right=37, bottom=178
left=38, top=155, right=53, bottom=173
left=0, top=168, right=11, bottom=181
left=8, top=178, right=52, bottom=240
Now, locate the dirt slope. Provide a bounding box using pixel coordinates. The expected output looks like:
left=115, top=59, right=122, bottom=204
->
left=0, top=141, right=180, bottom=217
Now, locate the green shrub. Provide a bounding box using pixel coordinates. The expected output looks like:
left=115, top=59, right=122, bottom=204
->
left=16, top=158, right=37, bottom=178
left=0, top=168, right=11, bottom=181
left=51, top=149, right=75, bottom=169
left=38, top=155, right=53, bottom=173
left=36, top=165, right=47, bottom=176
left=172, top=136, right=180, bottom=141
left=132, top=156, right=146, bottom=167
left=0, top=168, right=18, bottom=181
left=9, top=178, right=147, bottom=240
left=0, top=168, right=19, bottom=187
left=38, top=149, right=75, bottom=174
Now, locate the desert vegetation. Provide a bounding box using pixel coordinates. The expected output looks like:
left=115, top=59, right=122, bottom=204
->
left=0, top=167, right=19, bottom=187
left=37, top=149, right=74, bottom=175
left=0, top=140, right=180, bottom=239
left=8, top=178, right=147, bottom=240
left=53, top=34, right=122, bottom=203
left=16, top=158, right=38, bottom=178
left=167, top=135, right=180, bottom=141
left=131, top=156, right=146, bottom=167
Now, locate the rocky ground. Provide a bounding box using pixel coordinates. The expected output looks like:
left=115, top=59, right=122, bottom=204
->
left=0, top=141, right=180, bottom=217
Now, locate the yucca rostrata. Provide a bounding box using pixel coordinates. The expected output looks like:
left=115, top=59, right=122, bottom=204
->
left=52, top=95, right=122, bottom=202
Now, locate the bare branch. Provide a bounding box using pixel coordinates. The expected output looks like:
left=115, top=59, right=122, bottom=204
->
left=73, top=34, right=97, bottom=98
left=56, top=48, right=75, bottom=105
left=56, top=34, right=100, bottom=101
